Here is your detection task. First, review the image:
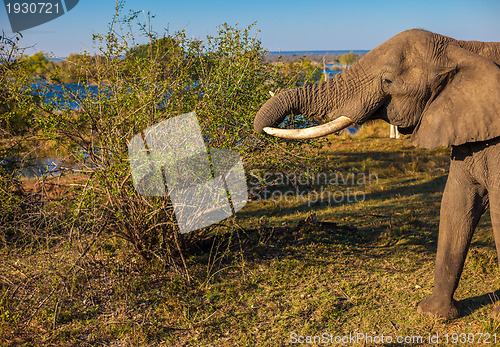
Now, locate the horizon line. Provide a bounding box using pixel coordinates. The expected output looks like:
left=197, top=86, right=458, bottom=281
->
left=266, top=49, right=370, bottom=55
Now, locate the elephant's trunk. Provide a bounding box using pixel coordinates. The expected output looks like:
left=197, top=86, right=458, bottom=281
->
left=254, top=68, right=361, bottom=135
left=253, top=88, right=302, bottom=134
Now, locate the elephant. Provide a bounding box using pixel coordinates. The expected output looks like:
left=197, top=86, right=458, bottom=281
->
left=253, top=29, right=500, bottom=319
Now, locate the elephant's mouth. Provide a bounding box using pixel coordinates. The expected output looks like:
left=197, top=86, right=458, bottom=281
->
left=371, top=100, right=417, bottom=135
left=370, top=101, right=388, bottom=121
left=397, top=125, right=416, bottom=135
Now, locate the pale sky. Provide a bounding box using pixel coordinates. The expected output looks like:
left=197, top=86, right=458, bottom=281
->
left=1, top=0, right=499, bottom=57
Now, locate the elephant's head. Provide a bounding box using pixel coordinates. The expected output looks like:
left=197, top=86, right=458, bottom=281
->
left=254, top=29, right=500, bottom=149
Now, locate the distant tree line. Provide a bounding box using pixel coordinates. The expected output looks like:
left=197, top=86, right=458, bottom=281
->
left=264, top=51, right=361, bottom=69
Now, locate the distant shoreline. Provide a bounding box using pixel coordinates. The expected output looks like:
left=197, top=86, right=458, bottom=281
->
left=267, top=49, right=369, bottom=56
left=49, top=50, right=370, bottom=62
left=265, top=50, right=369, bottom=64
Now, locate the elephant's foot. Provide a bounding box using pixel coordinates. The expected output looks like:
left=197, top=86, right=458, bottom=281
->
left=417, top=295, right=459, bottom=319
left=490, top=304, right=500, bottom=320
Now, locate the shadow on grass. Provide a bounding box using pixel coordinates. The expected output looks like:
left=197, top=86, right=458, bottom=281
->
left=243, top=173, right=447, bottom=219
left=321, top=148, right=447, bottom=171
left=236, top=174, right=448, bottom=250
left=185, top=216, right=357, bottom=262
left=458, top=289, right=500, bottom=318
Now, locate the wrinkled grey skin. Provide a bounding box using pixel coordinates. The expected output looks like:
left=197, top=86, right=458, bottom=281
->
left=254, top=29, right=500, bottom=319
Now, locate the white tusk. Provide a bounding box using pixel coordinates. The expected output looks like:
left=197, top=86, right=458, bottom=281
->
left=263, top=116, right=353, bottom=139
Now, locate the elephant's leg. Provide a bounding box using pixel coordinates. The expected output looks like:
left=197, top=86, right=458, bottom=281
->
left=418, top=159, right=488, bottom=319
left=490, top=191, right=500, bottom=268
left=488, top=184, right=500, bottom=319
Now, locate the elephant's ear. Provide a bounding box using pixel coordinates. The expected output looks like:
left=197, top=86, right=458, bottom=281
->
left=411, top=44, right=500, bottom=149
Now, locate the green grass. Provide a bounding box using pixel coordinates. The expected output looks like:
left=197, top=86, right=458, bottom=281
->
left=2, top=121, right=499, bottom=346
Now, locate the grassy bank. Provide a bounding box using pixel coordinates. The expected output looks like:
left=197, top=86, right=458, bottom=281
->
left=2, top=121, right=498, bottom=346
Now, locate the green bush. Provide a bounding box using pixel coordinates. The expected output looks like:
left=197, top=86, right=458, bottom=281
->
left=0, top=34, right=38, bottom=139
left=28, top=5, right=317, bottom=269
left=0, top=34, right=46, bottom=246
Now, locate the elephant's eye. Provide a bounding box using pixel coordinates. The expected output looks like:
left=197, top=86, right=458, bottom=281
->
left=383, top=78, right=392, bottom=84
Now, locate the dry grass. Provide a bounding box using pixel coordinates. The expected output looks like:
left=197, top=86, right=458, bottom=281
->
left=1, top=120, right=499, bottom=346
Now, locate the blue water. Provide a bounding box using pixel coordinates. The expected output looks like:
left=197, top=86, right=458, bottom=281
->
left=1, top=155, right=64, bottom=178
left=33, top=82, right=100, bottom=109
left=323, top=68, right=342, bottom=79
left=20, top=157, right=63, bottom=177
